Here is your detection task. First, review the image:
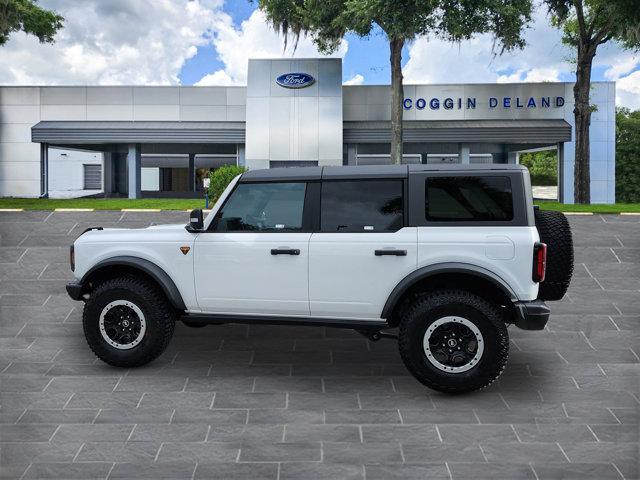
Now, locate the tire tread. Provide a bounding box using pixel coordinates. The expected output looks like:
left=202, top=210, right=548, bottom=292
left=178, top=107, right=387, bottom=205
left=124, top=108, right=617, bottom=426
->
left=83, top=275, right=175, bottom=367
left=398, top=289, right=509, bottom=394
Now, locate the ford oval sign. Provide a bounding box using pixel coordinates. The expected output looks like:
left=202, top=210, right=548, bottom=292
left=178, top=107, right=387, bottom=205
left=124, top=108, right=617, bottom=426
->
left=276, top=73, right=315, bottom=89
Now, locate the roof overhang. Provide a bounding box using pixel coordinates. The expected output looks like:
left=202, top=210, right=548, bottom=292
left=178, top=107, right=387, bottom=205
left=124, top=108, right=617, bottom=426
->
left=344, top=119, right=572, bottom=144
left=32, top=121, right=246, bottom=144
left=32, top=119, right=571, bottom=146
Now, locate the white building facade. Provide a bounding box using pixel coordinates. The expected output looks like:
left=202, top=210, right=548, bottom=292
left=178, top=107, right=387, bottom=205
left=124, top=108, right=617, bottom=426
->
left=0, top=58, right=616, bottom=203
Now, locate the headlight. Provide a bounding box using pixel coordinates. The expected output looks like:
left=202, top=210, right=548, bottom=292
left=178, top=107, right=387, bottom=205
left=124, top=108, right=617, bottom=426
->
left=70, top=245, right=75, bottom=272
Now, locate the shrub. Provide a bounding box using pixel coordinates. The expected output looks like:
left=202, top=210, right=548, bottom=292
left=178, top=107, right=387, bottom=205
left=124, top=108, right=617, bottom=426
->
left=208, top=165, right=247, bottom=202
left=519, top=150, right=558, bottom=186
left=616, top=108, right=640, bottom=203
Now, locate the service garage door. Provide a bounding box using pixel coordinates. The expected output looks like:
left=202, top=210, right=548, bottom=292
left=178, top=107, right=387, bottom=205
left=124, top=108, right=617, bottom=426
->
left=83, top=164, right=102, bottom=190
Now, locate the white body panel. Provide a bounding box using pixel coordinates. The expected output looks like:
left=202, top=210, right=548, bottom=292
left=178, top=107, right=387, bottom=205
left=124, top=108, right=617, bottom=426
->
left=309, top=228, right=418, bottom=319
left=193, top=232, right=311, bottom=315
left=72, top=224, right=199, bottom=310
left=417, top=226, right=540, bottom=301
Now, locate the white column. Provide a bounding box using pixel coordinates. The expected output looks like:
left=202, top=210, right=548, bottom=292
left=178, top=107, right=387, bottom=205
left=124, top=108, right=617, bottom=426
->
left=458, top=143, right=470, bottom=164
left=557, top=142, right=565, bottom=204
left=237, top=144, right=246, bottom=167
left=127, top=143, right=141, bottom=199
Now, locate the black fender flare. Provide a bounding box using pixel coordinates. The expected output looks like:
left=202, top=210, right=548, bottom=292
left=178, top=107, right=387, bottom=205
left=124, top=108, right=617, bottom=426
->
left=80, top=256, right=186, bottom=311
left=380, top=262, right=517, bottom=319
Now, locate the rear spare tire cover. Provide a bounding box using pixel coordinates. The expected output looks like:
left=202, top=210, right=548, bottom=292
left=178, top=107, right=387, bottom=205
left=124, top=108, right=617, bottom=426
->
left=535, top=209, right=574, bottom=301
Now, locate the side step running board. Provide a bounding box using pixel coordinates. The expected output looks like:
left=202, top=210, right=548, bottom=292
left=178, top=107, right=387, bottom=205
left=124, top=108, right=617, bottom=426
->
left=180, top=313, right=389, bottom=330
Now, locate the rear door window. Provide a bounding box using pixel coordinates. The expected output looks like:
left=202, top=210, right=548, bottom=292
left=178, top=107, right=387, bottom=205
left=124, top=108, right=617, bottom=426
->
left=321, top=180, right=403, bottom=232
left=425, top=176, right=513, bottom=222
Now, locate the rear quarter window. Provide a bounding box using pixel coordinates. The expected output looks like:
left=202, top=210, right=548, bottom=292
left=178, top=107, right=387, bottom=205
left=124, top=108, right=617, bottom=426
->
left=425, top=176, right=514, bottom=222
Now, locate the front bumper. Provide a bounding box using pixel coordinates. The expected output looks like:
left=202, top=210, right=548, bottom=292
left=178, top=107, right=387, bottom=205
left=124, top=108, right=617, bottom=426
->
left=513, top=300, right=550, bottom=330
left=65, top=281, right=83, bottom=301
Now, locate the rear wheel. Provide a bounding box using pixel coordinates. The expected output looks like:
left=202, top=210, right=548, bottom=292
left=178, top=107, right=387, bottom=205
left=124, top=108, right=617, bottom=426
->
left=398, top=289, right=509, bottom=394
left=83, top=276, right=176, bottom=367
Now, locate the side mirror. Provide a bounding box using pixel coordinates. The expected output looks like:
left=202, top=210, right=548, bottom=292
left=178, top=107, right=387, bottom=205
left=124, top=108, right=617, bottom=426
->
left=187, top=208, right=204, bottom=232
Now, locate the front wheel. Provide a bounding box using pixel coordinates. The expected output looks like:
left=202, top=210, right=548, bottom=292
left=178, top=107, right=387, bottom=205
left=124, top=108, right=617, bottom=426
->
left=398, top=290, right=509, bottom=394
left=83, top=276, right=176, bottom=367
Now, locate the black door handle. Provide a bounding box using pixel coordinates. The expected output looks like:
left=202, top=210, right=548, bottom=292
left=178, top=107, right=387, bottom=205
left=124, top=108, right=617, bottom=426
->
left=375, top=249, right=407, bottom=256
left=271, top=248, right=300, bottom=255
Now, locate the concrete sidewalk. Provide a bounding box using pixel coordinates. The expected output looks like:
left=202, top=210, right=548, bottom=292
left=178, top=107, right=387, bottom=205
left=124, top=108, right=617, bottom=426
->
left=0, top=211, right=638, bottom=479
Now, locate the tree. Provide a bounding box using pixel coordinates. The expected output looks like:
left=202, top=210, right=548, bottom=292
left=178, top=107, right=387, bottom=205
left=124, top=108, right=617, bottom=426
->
left=615, top=107, right=640, bottom=203
left=519, top=150, right=558, bottom=186
left=258, top=0, right=532, bottom=164
left=0, top=0, right=64, bottom=46
left=544, top=0, right=640, bottom=203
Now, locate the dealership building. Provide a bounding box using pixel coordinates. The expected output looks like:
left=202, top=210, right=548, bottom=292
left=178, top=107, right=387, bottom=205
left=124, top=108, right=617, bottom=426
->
left=0, top=58, right=616, bottom=203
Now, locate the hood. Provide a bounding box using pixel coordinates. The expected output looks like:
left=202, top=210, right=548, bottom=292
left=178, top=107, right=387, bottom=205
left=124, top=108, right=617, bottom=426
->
left=145, top=223, right=188, bottom=231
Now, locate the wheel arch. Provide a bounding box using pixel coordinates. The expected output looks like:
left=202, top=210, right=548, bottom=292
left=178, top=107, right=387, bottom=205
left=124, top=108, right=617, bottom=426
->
left=382, top=263, right=517, bottom=327
left=80, top=256, right=186, bottom=311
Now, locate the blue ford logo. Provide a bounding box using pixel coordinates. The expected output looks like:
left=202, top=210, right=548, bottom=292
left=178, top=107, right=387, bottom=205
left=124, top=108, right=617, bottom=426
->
left=276, top=72, right=315, bottom=89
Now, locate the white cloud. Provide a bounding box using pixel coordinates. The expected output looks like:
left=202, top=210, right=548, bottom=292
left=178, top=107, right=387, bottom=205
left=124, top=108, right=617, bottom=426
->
left=343, top=74, right=364, bottom=85
left=604, top=54, right=639, bottom=81
left=196, top=9, right=348, bottom=86
left=195, top=70, right=236, bottom=86
left=402, top=5, right=639, bottom=108
left=497, top=67, right=561, bottom=83
left=616, top=70, right=640, bottom=110
left=403, top=7, right=571, bottom=85
left=0, top=0, right=223, bottom=85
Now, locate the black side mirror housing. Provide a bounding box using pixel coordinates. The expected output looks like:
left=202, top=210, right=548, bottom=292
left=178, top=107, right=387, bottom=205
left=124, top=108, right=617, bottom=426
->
left=187, top=208, right=204, bottom=232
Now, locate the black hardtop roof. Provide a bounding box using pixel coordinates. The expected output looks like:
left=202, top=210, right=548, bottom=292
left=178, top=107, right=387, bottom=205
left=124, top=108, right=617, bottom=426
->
left=239, top=163, right=527, bottom=182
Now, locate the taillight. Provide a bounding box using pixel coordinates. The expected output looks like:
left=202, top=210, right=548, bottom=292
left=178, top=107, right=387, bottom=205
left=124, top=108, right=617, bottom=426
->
left=533, top=242, right=547, bottom=282
left=70, top=245, right=75, bottom=272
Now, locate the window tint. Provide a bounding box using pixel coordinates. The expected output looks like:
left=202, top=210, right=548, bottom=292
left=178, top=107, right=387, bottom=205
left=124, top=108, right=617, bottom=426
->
left=215, top=182, right=306, bottom=232
left=425, top=176, right=513, bottom=222
left=321, top=180, right=403, bottom=232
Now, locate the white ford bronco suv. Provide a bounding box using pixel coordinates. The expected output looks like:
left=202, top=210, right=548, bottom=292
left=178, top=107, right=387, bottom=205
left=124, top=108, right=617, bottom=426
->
left=66, top=165, right=573, bottom=393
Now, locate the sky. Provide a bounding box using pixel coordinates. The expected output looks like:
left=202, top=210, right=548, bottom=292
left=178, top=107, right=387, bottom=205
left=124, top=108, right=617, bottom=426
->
left=0, top=0, right=638, bottom=108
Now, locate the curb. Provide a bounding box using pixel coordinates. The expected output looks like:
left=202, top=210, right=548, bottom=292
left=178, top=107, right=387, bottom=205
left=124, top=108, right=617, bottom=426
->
left=120, top=209, right=162, bottom=212
left=54, top=208, right=94, bottom=212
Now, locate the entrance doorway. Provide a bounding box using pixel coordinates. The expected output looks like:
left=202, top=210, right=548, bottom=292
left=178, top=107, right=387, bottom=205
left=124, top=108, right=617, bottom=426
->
left=517, top=146, right=559, bottom=201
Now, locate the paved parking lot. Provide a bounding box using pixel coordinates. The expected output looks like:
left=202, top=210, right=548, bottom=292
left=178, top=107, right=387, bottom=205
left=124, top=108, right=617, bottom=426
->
left=0, top=211, right=638, bottom=479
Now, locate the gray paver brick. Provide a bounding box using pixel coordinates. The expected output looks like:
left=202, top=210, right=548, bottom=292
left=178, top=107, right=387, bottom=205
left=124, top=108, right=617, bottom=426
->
left=22, top=462, right=113, bottom=479
left=365, top=464, right=449, bottom=480
left=323, top=441, right=403, bottom=464
left=280, top=462, right=365, bottom=480
left=238, top=441, right=321, bottom=462
left=194, top=462, right=278, bottom=480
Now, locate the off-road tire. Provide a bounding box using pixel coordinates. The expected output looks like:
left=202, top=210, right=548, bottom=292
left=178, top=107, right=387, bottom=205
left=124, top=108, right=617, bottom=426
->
left=398, top=289, right=509, bottom=394
left=83, top=275, right=176, bottom=367
left=535, top=209, right=574, bottom=301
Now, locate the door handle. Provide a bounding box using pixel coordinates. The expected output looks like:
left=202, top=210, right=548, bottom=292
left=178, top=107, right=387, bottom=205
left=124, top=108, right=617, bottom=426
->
left=271, top=248, right=300, bottom=255
left=375, top=249, right=407, bottom=256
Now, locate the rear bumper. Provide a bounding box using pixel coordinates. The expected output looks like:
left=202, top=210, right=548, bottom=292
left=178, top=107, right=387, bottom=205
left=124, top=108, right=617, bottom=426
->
left=513, top=300, right=550, bottom=330
left=65, top=281, right=84, bottom=301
